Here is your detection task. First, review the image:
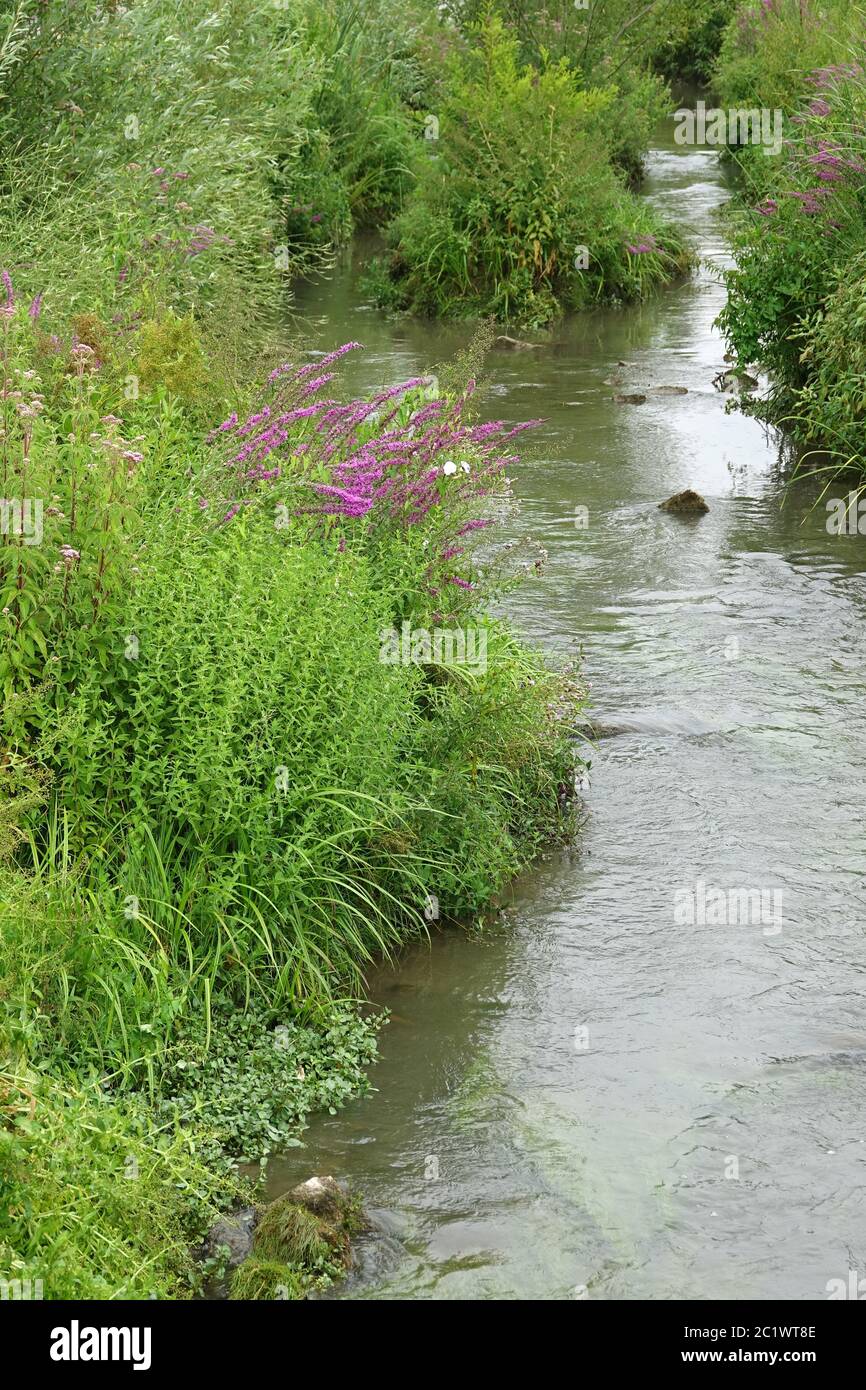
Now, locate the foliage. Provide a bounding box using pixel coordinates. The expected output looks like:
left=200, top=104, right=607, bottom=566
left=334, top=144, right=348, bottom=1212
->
left=715, top=2, right=866, bottom=475
left=373, top=17, right=688, bottom=325
left=155, top=1002, right=383, bottom=1165
left=0, top=1063, right=239, bottom=1299
left=0, top=0, right=589, bottom=1302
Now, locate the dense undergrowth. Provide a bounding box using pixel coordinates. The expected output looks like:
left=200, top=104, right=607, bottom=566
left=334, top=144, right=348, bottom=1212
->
left=714, top=0, right=866, bottom=479
left=0, top=0, right=597, bottom=1300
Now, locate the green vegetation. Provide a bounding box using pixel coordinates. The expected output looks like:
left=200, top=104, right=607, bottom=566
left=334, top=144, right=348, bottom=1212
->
left=370, top=17, right=690, bottom=326
left=229, top=1178, right=366, bottom=1299
left=0, top=0, right=587, bottom=1300
left=714, top=1, right=866, bottom=478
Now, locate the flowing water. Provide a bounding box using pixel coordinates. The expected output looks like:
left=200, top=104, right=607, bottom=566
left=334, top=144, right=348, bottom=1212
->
left=266, top=119, right=866, bottom=1299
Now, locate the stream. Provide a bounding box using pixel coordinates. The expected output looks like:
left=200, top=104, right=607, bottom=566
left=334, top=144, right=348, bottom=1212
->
left=265, top=116, right=866, bottom=1300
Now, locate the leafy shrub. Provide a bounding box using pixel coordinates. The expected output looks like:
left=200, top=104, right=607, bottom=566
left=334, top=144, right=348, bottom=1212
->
left=374, top=18, right=688, bottom=325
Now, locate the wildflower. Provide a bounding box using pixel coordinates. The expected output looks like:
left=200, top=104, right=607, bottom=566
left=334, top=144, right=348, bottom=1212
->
left=626, top=234, right=658, bottom=255
left=59, top=545, right=80, bottom=562
left=28, top=291, right=43, bottom=322
left=442, top=461, right=458, bottom=476
left=2, top=269, right=13, bottom=306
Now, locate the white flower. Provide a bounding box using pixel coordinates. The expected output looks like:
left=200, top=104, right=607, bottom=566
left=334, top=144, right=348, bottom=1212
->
left=442, top=460, right=457, bottom=476
left=460, top=461, right=470, bottom=474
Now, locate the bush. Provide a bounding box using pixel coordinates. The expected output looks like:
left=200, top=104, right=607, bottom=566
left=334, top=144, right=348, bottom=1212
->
left=374, top=17, right=688, bottom=325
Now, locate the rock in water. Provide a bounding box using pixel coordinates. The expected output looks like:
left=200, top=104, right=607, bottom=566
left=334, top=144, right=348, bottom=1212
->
left=652, top=384, right=688, bottom=395
left=658, top=489, right=709, bottom=514
left=613, top=392, right=647, bottom=405
left=287, top=1175, right=348, bottom=1224
left=202, top=1207, right=257, bottom=1269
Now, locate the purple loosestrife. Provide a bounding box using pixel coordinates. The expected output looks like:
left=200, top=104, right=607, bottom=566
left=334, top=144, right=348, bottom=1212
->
left=207, top=343, right=537, bottom=601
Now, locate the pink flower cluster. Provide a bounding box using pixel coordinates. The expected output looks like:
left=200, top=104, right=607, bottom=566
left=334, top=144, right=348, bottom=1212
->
left=207, top=343, right=539, bottom=598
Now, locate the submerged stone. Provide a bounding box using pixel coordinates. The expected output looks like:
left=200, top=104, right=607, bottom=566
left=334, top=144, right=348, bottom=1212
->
left=613, top=392, right=647, bottom=404
left=494, top=334, right=540, bottom=350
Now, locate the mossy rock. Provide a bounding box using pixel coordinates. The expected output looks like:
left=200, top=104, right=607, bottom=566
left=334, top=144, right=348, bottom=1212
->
left=251, top=1178, right=364, bottom=1280
left=229, top=1259, right=305, bottom=1301
left=658, top=489, right=709, bottom=515
left=253, top=1202, right=335, bottom=1266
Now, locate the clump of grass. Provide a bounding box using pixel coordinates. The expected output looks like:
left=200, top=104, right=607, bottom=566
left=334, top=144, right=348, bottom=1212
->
left=229, top=1259, right=307, bottom=1301
left=0, top=1064, right=241, bottom=1300
left=253, top=1205, right=332, bottom=1266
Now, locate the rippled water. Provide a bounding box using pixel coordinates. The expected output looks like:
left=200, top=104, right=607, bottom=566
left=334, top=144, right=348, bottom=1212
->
left=266, top=120, right=866, bottom=1300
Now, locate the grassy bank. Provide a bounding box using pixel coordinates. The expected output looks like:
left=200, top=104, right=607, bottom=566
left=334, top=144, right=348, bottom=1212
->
left=0, top=0, right=591, bottom=1299
left=714, top=1, right=866, bottom=480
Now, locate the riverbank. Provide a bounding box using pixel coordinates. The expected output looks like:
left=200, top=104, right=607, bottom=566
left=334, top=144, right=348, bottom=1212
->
left=714, top=1, right=866, bottom=479
left=0, top=1, right=597, bottom=1300
left=0, top=2, right=791, bottom=1303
